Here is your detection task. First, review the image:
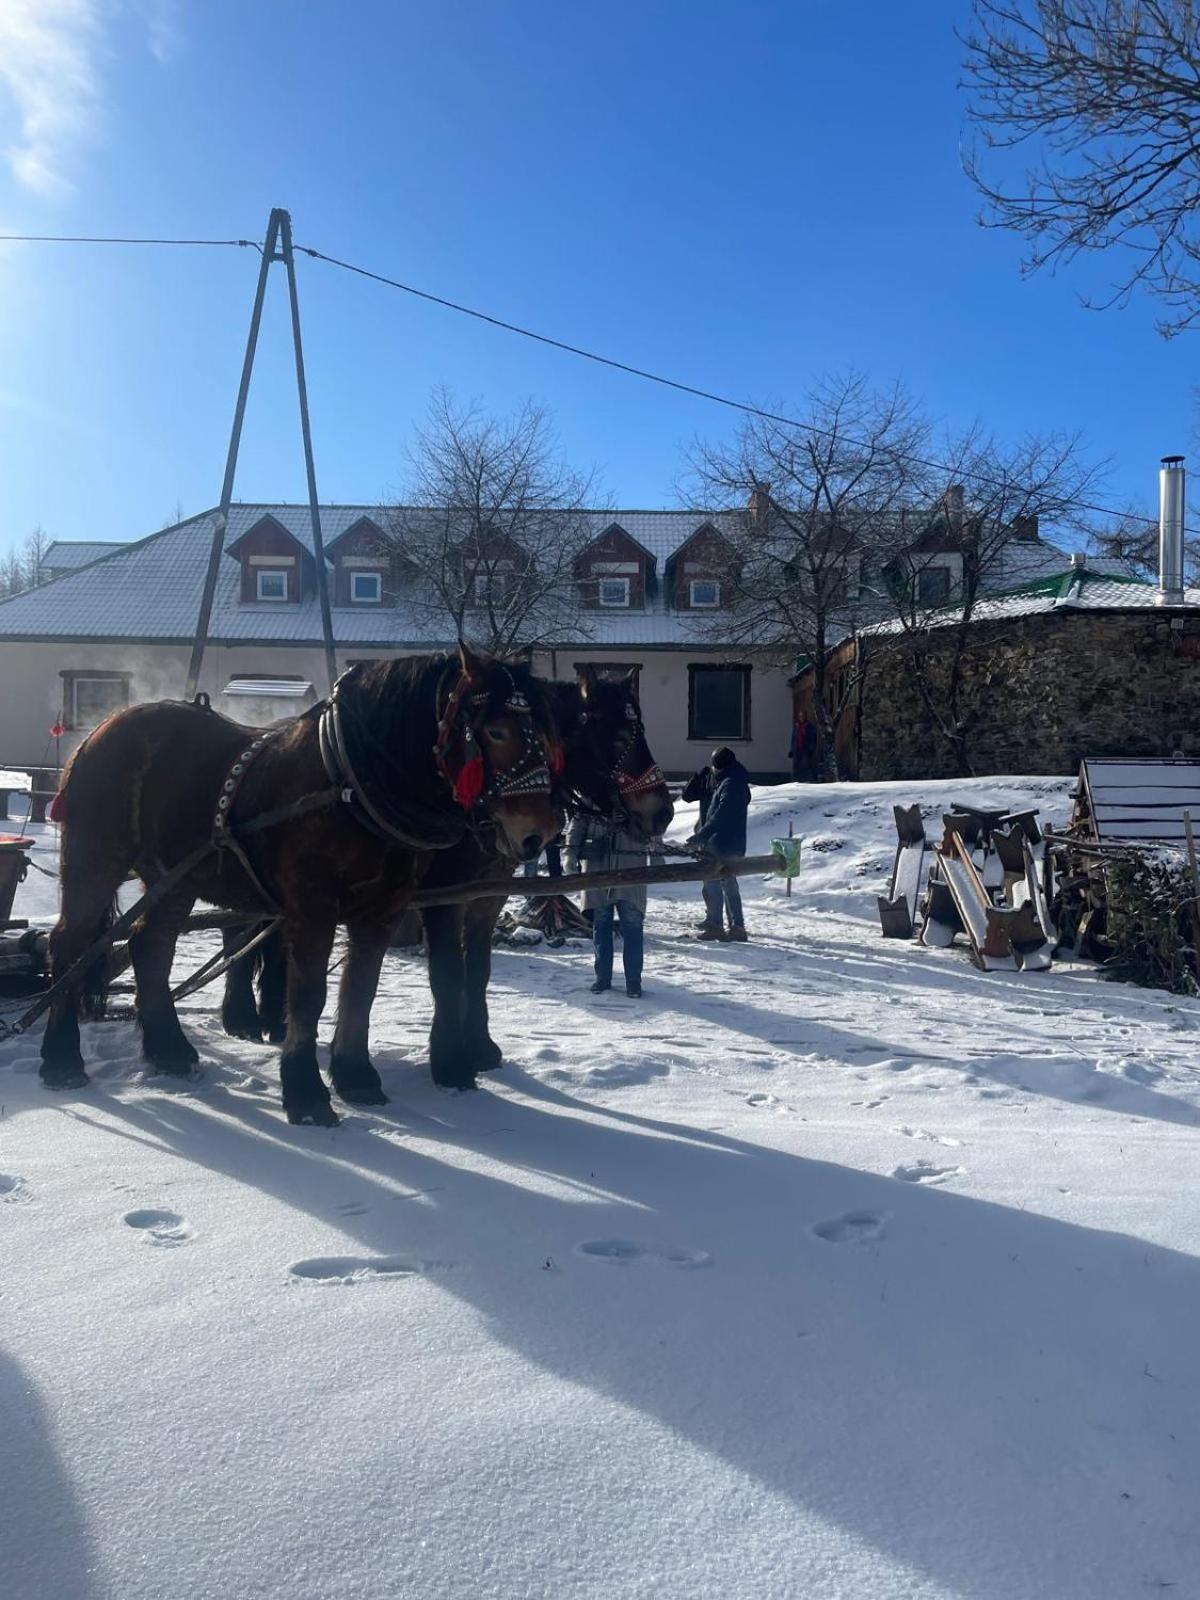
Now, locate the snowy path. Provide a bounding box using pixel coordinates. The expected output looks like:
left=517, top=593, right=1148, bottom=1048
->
left=3, top=780, right=1200, bottom=1599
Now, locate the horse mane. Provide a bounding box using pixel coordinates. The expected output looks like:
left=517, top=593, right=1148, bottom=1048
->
left=329, top=652, right=558, bottom=850
left=330, top=654, right=469, bottom=849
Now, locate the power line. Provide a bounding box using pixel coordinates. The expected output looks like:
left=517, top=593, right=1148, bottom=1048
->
left=297, top=242, right=1172, bottom=534
left=0, top=233, right=261, bottom=249
left=0, top=228, right=1182, bottom=535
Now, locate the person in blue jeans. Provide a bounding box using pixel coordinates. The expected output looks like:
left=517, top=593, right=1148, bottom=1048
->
left=691, top=746, right=752, bottom=942
left=565, top=814, right=651, bottom=998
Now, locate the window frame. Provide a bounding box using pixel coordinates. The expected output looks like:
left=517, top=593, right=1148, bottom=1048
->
left=256, top=568, right=290, bottom=602
left=688, top=578, right=720, bottom=608
left=350, top=569, right=383, bottom=604
left=687, top=663, right=752, bottom=742
left=598, top=576, right=631, bottom=608
left=60, top=670, right=131, bottom=732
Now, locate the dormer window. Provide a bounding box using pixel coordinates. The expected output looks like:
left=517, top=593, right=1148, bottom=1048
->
left=256, top=569, right=289, bottom=602
left=689, top=579, right=720, bottom=608
left=350, top=570, right=382, bottom=604
left=599, top=577, right=631, bottom=608
left=473, top=568, right=512, bottom=606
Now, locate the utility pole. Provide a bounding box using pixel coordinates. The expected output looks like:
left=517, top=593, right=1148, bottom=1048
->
left=185, top=207, right=338, bottom=701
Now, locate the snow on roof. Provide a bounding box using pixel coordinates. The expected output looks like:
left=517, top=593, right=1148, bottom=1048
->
left=861, top=564, right=1199, bottom=637
left=1075, top=756, right=1200, bottom=842
left=0, top=504, right=740, bottom=648
left=222, top=677, right=315, bottom=698
left=40, top=540, right=125, bottom=571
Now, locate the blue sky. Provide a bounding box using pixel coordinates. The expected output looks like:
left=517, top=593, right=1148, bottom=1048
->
left=0, top=0, right=1193, bottom=553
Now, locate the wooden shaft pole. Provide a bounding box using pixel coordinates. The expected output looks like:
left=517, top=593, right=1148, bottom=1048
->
left=406, top=853, right=783, bottom=910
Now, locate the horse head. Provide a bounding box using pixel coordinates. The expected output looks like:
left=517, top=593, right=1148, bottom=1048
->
left=560, top=667, right=674, bottom=840
left=437, top=644, right=563, bottom=862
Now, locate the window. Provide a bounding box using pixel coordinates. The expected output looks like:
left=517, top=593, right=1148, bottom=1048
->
left=472, top=570, right=511, bottom=606
left=350, top=570, right=382, bottom=604
left=256, top=569, right=289, bottom=602
left=917, top=565, right=951, bottom=605
left=598, top=577, right=630, bottom=608
left=60, top=671, right=130, bottom=731
left=688, top=664, right=750, bottom=741
left=689, top=579, right=719, bottom=607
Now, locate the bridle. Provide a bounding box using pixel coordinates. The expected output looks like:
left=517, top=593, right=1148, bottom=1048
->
left=432, top=664, right=556, bottom=812
left=572, top=692, right=666, bottom=820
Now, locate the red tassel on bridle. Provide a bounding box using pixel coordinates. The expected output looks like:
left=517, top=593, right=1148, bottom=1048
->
left=454, top=752, right=486, bottom=810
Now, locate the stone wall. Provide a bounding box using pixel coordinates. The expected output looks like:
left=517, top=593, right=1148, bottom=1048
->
left=856, top=608, right=1200, bottom=779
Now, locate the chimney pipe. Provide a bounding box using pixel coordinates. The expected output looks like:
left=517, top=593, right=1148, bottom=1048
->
left=1158, top=455, right=1186, bottom=605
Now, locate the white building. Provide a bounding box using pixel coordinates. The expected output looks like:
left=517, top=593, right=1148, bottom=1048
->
left=0, top=505, right=795, bottom=779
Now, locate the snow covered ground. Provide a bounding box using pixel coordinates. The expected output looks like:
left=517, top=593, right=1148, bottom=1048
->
left=3, top=778, right=1200, bottom=1600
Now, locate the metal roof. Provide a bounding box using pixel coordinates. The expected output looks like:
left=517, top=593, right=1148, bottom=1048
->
left=0, top=504, right=740, bottom=648
left=40, top=540, right=124, bottom=571
left=222, top=678, right=315, bottom=697
left=1074, top=757, right=1200, bottom=843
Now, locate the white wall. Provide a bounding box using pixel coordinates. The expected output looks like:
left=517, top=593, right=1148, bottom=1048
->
left=542, top=647, right=791, bottom=779
left=0, top=639, right=792, bottom=780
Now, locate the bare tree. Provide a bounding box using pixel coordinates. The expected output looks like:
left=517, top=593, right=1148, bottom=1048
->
left=962, top=1, right=1200, bottom=335
left=0, top=547, right=24, bottom=597
left=872, top=428, right=1103, bottom=775
left=22, top=527, right=49, bottom=588
left=385, top=390, right=599, bottom=656
left=687, top=374, right=929, bottom=777
left=1089, top=504, right=1200, bottom=579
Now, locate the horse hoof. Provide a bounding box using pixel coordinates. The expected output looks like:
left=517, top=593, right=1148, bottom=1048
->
left=431, top=1069, right=479, bottom=1092
left=336, top=1084, right=389, bottom=1107
left=147, top=1049, right=200, bottom=1076
left=40, top=1063, right=89, bottom=1091
left=286, top=1100, right=340, bottom=1127
left=223, top=1022, right=263, bottom=1043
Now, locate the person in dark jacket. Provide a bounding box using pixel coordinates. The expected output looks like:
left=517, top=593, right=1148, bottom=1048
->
left=789, top=714, right=818, bottom=782
left=690, top=746, right=751, bottom=941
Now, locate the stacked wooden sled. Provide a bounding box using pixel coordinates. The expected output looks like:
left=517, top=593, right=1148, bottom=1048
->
left=877, top=802, right=1055, bottom=972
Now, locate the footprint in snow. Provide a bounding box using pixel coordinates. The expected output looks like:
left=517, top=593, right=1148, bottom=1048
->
left=288, top=1255, right=425, bottom=1284
left=891, top=1162, right=964, bottom=1186
left=0, top=1173, right=32, bottom=1203
left=335, top=1200, right=370, bottom=1217
left=812, top=1211, right=887, bottom=1245
left=123, top=1208, right=193, bottom=1246
left=574, top=1238, right=713, bottom=1270
left=895, top=1126, right=963, bottom=1147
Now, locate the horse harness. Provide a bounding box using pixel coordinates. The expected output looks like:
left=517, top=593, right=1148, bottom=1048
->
left=210, top=663, right=557, bottom=910
left=577, top=695, right=665, bottom=808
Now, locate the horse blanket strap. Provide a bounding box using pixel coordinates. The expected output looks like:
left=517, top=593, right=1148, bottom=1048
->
left=213, top=732, right=285, bottom=915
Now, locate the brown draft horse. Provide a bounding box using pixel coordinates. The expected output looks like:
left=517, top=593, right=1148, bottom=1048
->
left=224, top=667, right=674, bottom=1089
left=41, top=648, right=561, bottom=1125
left=421, top=669, right=673, bottom=1085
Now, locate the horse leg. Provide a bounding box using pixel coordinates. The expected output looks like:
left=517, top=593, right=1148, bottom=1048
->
left=129, top=890, right=199, bottom=1073
left=221, top=925, right=263, bottom=1041
left=40, top=882, right=120, bottom=1090
left=424, top=904, right=476, bottom=1090
left=328, top=921, right=390, bottom=1106
left=462, top=895, right=506, bottom=1072
left=279, top=918, right=338, bottom=1126
left=257, top=927, right=287, bottom=1043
